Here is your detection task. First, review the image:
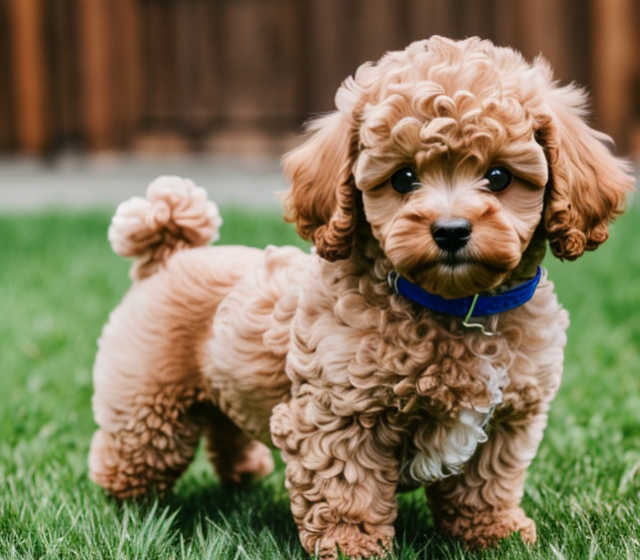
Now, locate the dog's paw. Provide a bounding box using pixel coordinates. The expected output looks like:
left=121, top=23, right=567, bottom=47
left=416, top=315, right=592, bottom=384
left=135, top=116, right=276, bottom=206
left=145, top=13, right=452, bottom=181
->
left=217, top=440, right=275, bottom=485
left=439, top=506, right=536, bottom=549
left=302, top=524, right=394, bottom=559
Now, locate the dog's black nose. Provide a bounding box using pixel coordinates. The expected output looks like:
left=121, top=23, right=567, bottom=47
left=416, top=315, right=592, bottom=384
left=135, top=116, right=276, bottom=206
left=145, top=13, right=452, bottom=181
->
left=431, top=218, right=472, bottom=252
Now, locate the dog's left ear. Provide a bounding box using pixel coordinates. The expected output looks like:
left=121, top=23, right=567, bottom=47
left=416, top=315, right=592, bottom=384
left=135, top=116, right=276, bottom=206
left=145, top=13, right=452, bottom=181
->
left=282, top=101, right=359, bottom=261
left=536, top=74, right=635, bottom=260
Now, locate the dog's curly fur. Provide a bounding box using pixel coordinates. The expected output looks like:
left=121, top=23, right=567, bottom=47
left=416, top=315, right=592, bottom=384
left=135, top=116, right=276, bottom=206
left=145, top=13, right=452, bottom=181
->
left=89, top=37, right=635, bottom=558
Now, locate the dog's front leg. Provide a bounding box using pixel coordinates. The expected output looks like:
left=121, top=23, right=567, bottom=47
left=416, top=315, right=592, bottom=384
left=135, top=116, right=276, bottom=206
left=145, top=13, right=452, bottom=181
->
left=425, top=405, right=550, bottom=548
left=271, top=395, right=399, bottom=559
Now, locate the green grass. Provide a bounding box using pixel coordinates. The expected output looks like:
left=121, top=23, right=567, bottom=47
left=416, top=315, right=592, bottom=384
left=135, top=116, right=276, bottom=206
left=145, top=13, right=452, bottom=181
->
left=1, top=204, right=640, bottom=559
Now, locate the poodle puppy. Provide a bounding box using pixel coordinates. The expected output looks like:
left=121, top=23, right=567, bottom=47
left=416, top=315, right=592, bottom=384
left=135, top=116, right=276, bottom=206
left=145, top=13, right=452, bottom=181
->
left=89, top=36, right=635, bottom=558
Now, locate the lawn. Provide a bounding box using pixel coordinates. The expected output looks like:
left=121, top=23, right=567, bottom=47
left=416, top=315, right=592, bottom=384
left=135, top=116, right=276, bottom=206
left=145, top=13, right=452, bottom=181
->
left=1, top=203, right=640, bottom=560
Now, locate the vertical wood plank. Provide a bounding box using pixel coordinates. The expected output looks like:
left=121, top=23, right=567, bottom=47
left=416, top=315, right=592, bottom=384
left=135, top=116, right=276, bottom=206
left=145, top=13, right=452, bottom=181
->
left=492, top=0, right=524, bottom=49
left=353, top=0, right=405, bottom=64
left=301, top=0, right=357, bottom=114
left=632, top=1, right=640, bottom=156
left=133, top=0, right=191, bottom=152
left=513, top=0, right=571, bottom=81
left=0, top=0, right=16, bottom=149
left=176, top=0, right=197, bottom=132
left=406, top=0, right=457, bottom=43
left=113, top=0, right=142, bottom=145
left=140, top=0, right=181, bottom=125
left=48, top=0, right=80, bottom=147
left=455, top=0, right=494, bottom=40
left=188, top=0, right=223, bottom=126
left=591, top=0, right=636, bottom=148
left=219, top=0, right=271, bottom=121
left=268, top=0, right=303, bottom=124
left=178, top=0, right=225, bottom=136
left=217, top=0, right=301, bottom=125
left=561, top=0, right=590, bottom=86
left=79, top=0, right=115, bottom=150
left=7, top=0, right=49, bottom=153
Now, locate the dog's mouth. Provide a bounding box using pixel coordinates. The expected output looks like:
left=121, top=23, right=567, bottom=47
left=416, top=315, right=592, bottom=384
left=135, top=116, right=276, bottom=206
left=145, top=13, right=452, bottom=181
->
left=441, top=253, right=464, bottom=267
left=438, top=254, right=511, bottom=275
left=441, top=252, right=472, bottom=269
left=401, top=256, right=516, bottom=299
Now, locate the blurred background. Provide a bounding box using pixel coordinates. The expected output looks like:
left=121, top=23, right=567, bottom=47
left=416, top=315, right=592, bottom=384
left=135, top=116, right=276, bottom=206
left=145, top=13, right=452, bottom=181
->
left=0, top=0, right=639, bottom=209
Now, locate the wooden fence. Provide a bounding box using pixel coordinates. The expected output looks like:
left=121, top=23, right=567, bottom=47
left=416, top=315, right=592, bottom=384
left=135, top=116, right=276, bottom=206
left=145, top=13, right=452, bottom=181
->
left=1, top=0, right=639, bottom=156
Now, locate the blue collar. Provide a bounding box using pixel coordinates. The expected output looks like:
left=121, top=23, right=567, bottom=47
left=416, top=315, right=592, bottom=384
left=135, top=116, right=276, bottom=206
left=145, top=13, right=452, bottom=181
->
left=389, top=266, right=543, bottom=318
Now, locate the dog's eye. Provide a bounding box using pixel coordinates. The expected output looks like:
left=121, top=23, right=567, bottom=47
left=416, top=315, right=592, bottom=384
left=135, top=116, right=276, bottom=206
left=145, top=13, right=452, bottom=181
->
left=390, top=168, right=419, bottom=194
left=484, top=167, right=512, bottom=192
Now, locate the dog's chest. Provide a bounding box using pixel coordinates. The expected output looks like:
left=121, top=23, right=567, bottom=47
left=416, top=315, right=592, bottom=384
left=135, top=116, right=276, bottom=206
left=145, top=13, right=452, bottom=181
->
left=347, top=314, right=512, bottom=485
left=394, top=356, right=508, bottom=487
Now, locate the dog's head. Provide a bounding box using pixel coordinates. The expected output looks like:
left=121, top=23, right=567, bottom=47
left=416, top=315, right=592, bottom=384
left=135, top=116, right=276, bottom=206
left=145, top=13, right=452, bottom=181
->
left=283, top=37, right=635, bottom=298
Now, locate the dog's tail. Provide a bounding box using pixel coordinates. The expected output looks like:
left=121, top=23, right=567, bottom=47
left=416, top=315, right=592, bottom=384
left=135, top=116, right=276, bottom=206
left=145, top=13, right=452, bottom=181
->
left=108, top=176, right=222, bottom=280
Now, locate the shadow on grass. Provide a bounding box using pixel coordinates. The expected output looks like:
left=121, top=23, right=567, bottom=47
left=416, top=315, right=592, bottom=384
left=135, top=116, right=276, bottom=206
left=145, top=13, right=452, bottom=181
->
left=125, top=471, right=480, bottom=559
left=167, top=479, right=298, bottom=543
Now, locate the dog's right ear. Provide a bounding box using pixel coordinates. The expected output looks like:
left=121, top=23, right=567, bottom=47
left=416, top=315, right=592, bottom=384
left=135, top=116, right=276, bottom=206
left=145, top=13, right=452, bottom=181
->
left=533, top=61, right=635, bottom=260
left=282, top=110, right=358, bottom=261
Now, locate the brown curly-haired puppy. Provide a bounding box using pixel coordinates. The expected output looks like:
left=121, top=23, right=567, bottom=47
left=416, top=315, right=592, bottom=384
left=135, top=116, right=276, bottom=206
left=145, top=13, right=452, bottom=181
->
left=90, top=37, right=635, bottom=558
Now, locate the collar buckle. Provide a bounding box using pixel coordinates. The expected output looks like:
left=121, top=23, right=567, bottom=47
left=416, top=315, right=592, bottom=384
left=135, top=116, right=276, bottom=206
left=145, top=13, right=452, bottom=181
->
left=387, top=270, right=400, bottom=294
left=462, top=294, right=499, bottom=336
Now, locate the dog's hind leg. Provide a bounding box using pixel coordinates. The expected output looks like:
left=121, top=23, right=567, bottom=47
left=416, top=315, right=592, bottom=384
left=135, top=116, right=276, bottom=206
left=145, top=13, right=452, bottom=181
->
left=88, top=254, right=221, bottom=498
left=203, top=408, right=274, bottom=485
left=89, top=248, right=263, bottom=498
left=89, top=383, right=208, bottom=498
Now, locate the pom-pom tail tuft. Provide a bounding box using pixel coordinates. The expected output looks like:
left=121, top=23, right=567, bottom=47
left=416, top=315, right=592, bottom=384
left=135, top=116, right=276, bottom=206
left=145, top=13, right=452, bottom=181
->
left=108, top=176, right=222, bottom=280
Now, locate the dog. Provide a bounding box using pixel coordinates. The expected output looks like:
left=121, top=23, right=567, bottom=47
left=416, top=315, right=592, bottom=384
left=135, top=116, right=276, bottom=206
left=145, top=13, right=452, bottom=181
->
left=89, top=36, right=635, bottom=558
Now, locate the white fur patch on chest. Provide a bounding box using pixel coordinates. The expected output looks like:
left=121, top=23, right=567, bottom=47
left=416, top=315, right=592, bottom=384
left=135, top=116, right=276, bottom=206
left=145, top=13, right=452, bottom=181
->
left=400, top=361, right=508, bottom=486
